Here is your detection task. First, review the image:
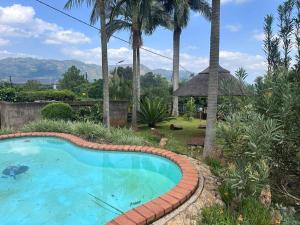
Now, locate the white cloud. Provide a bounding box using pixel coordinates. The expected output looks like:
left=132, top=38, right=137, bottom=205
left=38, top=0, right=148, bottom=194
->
left=63, top=46, right=265, bottom=82
left=0, top=50, right=37, bottom=59
left=253, top=32, right=264, bottom=41
left=45, top=30, right=91, bottom=45
left=225, top=24, right=242, bottom=32
left=0, top=4, right=90, bottom=45
left=221, top=0, right=251, bottom=4
left=0, top=38, right=10, bottom=46
left=220, top=50, right=266, bottom=81
left=0, top=4, right=35, bottom=24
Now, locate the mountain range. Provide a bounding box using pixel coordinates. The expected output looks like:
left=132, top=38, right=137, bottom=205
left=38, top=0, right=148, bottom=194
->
left=0, top=57, right=192, bottom=83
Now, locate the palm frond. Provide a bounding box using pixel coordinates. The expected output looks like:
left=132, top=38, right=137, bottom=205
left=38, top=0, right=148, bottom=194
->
left=64, top=0, right=95, bottom=9
left=106, top=19, right=132, bottom=39
left=189, top=0, right=212, bottom=21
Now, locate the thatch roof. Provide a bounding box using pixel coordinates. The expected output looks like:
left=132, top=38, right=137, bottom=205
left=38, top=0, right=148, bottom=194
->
left=173, top=66, right=245, bottom=97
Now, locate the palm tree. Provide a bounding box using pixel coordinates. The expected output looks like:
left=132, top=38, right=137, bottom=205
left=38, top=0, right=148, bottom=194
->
left=161, top=0, right=211, bottom=117
left=108, top=0, right=168, bottom=128
left=64, top=0, right=111, bottom=128
left=203, top=0, right=221, bottom=158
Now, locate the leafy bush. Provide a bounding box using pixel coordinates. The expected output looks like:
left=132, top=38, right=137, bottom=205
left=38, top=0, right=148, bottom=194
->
left=138, top=97, right=168, bottom=127
left=41, top=103, right=74, bottom=121
left=217, top=106, right=281, bottom=162
left=254, top=71, right=300, bottom=178
left=225, top=160, right=269, bottom=199
left=279, top=205, right=300, bottom=225
left=16, top=90, right=76, bottom=102
left=184, top=97, right=196, bottom=121
left=217, top=107, right=280, bottom=198
left=75, top=103, right=103, bottom=123
left=0, top=88, right=17, bottom=102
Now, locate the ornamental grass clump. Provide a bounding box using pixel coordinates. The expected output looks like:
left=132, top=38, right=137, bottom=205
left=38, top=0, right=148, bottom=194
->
left=21, top=119, right=72, bottom=133
left=20, top=119, right=147, bottom=146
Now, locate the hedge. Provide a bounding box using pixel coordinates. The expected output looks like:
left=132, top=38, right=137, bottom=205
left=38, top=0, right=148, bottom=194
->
left=0, top=88, right=76, bottom=102
left=16, top=90, right=76, bottom=102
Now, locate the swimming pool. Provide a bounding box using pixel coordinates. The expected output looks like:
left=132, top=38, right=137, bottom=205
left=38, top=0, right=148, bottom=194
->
left=0, top=136, right=184, bottom=225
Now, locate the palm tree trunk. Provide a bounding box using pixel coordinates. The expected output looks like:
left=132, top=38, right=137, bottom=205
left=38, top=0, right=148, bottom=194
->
left=132, top=45, right=138, bottom=128
left=172, top=26, right=181, bottom=117
left=99, top=0, right=110, bottom=129
left=203, top=0, right=220, bottom=158
left=131, top=9, right=139, bottom=127
left=137, top=46, right=141, bottom=111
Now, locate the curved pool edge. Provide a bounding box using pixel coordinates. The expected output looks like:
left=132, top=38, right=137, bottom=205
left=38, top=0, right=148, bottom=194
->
left=0, top=132, right=199, bottom=225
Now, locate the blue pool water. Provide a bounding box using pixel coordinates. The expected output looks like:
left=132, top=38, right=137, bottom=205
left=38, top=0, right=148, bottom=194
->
left=0, top=137, right=182, bottom=225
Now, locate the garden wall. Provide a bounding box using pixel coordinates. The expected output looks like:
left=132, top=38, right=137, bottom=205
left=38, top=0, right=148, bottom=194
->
left=0, top=101, right=128, bottom=129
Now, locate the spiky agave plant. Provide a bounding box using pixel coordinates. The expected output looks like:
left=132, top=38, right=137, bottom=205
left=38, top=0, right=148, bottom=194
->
left=138, top=97, right=168, bottom=128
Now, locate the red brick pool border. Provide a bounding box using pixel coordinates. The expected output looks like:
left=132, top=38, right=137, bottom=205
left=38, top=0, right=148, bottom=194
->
left=0, top=132, right=199, bottom=225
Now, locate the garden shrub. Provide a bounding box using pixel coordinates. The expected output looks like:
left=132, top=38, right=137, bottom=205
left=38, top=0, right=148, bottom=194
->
left=75, top=103, right=103, bottom=122
left=279, top=205, right=300, bottom=225
left=0, top=88, right=17, bottom=102
left=216, top=106, right=281, bottom=198
left=224, top=160, right=269, bottom=199
left=184, top=97, right=196, bottom=121
left=254, top=71, right=300, bottom=180
left=16, top=90, right=76, bottom=102
left=138, top=97, right=168, bottom=127
left=41, top=103, right=74, bottom=121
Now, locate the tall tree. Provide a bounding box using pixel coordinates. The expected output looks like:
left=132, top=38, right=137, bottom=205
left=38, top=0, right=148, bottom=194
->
left=108, top=0, right=168, bottom=127
left=278, top=0, right=295, bottom=70
left=64, top=0, right=111, bottom=128
left=294, top=0, right=300, bottom=71
left=162, top=0, right=211, bottom=117
left=203, top=0, right=220, bottom=158
left=263, top=15, right=281, bottom=73
left=59, top=66, right=88, bottom=93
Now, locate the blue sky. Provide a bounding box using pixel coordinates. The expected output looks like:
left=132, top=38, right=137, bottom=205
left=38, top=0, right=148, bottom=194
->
left=0, top=0, right=284, bottom=82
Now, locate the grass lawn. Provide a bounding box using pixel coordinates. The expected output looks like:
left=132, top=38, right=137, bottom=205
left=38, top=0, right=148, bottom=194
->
left=136, top=117, right=206, bottom=156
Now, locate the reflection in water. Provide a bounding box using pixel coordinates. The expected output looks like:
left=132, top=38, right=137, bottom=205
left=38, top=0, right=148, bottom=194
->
left=0, top=137, right=182, bottom=225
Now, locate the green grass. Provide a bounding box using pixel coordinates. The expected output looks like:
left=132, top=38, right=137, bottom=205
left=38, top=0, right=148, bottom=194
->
left=137, top=117, right=206, bottom=155
left=205, top=157, right=223, bottom=176
left=199, top=198, right=272, bottom=225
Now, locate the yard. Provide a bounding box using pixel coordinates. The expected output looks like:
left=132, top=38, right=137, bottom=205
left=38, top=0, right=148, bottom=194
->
left=137, top=117, right=206, bottom=156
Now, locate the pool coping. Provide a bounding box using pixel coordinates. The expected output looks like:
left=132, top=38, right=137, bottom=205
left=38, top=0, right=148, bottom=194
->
left=0, top=132, right=199, bottom=225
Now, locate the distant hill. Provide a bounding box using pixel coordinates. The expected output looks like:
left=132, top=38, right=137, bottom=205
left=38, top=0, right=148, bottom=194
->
left=0, top=57, right=192, bottom=83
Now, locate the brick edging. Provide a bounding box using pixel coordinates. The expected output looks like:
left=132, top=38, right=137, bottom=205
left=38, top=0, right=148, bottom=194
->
left=0, top=132, right=199, bottom=225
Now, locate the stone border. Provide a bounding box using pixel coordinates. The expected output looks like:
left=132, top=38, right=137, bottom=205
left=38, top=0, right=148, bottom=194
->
left=0, top=132, right=199, bottom=225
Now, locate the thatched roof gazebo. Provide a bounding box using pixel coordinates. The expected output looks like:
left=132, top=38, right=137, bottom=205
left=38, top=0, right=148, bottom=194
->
left=174, top=66, right=245, bottom=97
